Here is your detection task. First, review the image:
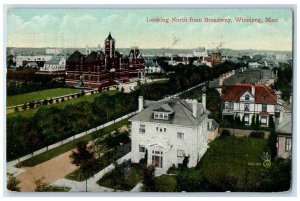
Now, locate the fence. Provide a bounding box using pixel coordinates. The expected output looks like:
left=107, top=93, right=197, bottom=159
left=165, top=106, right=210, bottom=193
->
left=9, top=111, right=138, bottom=164
left=6, top=88, right=103, bottom=114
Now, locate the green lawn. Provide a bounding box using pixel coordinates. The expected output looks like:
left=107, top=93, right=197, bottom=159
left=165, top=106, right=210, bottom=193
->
left=197, top=135, right=268, bottom=189
left=96, top=160, right=144, bottom=191
left=7, top=90, right=117, bottom=118
left=18, top=119, right=129, bottom=167
left=7, top=88, right=82, bottom=107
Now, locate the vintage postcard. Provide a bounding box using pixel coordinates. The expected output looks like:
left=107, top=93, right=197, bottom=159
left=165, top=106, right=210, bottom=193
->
left=5, top=7, right=293, bottom=193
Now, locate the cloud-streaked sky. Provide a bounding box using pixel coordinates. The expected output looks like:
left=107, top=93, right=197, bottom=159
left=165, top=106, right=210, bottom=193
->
left=6, top=8, right=293, bottom=51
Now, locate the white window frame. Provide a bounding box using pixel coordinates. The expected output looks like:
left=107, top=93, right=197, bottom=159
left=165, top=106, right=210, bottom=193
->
left=139, top=124, right=145, bottom=134
left=285, top=137, right=292, bottom=152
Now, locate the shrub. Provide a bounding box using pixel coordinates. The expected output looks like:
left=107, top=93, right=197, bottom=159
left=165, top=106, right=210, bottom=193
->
left=250, top=131, right=265, bottom=138
left=221, top=129, right=231, bottom=137
left=42, top=99, right=48, bottom=105
left=155, top=175, right=177, bottom=192
left=7, top=174, right=21, bottom=192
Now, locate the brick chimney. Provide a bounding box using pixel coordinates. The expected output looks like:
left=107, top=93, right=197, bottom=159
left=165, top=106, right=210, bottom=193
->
left=138, top=96, right=144, bottom=112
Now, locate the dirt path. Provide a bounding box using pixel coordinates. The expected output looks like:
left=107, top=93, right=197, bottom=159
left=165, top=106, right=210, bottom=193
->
left=16, top=150, right=78, bottom=192
left=16, top=125, right=129, bottom=192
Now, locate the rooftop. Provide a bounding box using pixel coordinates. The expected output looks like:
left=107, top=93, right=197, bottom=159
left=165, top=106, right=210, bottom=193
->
left=130, top=99, right=209, bottom=127
left=221, top=83, right=277, bottom=104
left=276, top=113, right=292, bottom=135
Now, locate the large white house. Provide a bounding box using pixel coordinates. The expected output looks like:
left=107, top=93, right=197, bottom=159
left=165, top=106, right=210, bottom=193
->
left=130, top=95, right=209, bottom=174
left=40, top=56, right=66, bottom=72
left=221, top=83, right=278, bottom=126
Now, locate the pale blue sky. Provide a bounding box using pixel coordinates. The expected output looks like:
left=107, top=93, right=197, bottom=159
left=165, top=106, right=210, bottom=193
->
left=6, top=8, right=293, bottom=50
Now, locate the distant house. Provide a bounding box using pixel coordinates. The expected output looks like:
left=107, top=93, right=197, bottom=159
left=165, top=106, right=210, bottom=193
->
left=276, top=108, right=292, bottom=159
left=144, top=61, right=163, bottom=74
left=130, top=95, right=209, bottom=174
left=40, top=56, right=66, bottom=72
left=221, top=83, right=278, bottom=126
left=248, top=62, right=261, bottom=69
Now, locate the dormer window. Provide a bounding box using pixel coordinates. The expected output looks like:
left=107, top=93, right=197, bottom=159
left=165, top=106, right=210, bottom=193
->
left=245, top=94, right=250, bottom=101
left=154, top=112, right=169, bottom=120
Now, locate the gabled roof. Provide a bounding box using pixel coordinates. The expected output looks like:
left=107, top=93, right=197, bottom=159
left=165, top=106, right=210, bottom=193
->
left=130, top=99, right=209, bottom=127
left=67, top=50, right=83, bottom=63
left=86, top=51, right=99, bottom=62
left=221, top=83, right=277, bottom=104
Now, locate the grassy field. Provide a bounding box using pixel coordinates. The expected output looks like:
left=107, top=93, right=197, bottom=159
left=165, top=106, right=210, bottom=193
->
left=18, top=119, right=129, bottom=167
left=7, top=90, right=117, bottom=118
left=197, top=135, right=268, bottom=189
left=7, top=88, right=82, bottom=107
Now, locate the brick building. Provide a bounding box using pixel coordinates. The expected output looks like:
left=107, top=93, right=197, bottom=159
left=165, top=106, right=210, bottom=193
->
left=65, top=33, right=145, bottom=88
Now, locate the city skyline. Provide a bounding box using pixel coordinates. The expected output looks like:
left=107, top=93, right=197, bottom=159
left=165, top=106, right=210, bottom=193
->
left=7, top=8, right=293, bottom=51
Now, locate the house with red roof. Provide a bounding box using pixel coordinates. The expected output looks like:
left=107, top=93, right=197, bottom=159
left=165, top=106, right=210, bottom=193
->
left=220, top=83, right=278, bottom=126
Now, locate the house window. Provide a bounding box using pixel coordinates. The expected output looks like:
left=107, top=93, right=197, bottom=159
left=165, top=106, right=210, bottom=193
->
left=245, top=94, right=250, bottom=100
left=164, top=128, right=166, bottom=132
left=156, top=127, right=158, bottom=132
left=262, top=104, right=267, bottom=112
left=244, top=114, right=249, bottom=123
left=154, top=113, right=159, bottom=119
left=244, top=104, right=250, bottom=112
left=285, top=137, right=291, bottom=152
left=163, top=113, right=168, bottom=120
left=177, top=132, right=184, bottom=139
left=177, top=150, right=185, bottom=158
left=139, top=145, right=145, bottom=153
left=139, top=124, right=145, bottom=134
left=160, top=128, right=162, bottom=132
left=261, top=116, right=267, bottom=125
left=159, top=113, right=163, bottom=119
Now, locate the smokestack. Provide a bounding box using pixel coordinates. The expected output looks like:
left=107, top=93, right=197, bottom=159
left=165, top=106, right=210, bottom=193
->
left=192, top=99, right=197, bottom=118
left=251, top=84, right=255, bottom=96
left=138, top=96, right=144, bottom=112
left=202, top=93, right=206, bottom=112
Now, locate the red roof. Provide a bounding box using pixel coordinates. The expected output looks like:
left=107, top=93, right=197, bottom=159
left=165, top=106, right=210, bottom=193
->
left=221, top=83, right=277, bottom=104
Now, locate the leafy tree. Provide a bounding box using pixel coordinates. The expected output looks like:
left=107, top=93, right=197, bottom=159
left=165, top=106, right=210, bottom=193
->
left=7, top=173, right=21, bottom=192
left=269, top=115, right=275, bottom=129
left=251, top=114, right=256, bottom=128
left=255, top=114, right=260, bottom=128
left=142, top=165, right=156, bottom=192
left=257, top=158, right=291, bottom=192
left=69, top=141, right=97, bottom=192
left=267, top=130, right=278, bottom=161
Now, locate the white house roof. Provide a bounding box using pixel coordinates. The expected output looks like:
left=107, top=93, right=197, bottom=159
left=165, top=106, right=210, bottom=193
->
left=130, top=99, right=209, bottom=127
